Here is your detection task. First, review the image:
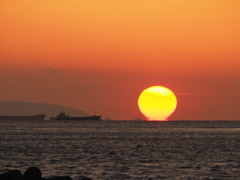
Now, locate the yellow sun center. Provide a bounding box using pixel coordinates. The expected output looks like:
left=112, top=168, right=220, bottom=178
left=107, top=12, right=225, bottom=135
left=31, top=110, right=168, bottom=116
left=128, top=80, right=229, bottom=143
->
left=138, top=86, right=177, bottom=121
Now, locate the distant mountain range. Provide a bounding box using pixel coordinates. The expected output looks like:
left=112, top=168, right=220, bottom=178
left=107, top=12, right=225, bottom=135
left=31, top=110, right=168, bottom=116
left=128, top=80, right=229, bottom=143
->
left=0, top=101, right=88, bottom=120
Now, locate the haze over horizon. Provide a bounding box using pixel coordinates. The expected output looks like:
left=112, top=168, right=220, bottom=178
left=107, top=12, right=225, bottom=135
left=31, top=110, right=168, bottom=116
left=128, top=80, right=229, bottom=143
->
left=1, top=0, right=240, bottom=120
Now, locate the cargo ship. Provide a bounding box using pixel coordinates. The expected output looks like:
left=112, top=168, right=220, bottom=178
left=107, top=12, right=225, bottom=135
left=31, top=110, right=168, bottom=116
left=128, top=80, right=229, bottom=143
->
left=50, top=112, right=102, bottom=121
left=0, top=114, right=46, bottom=121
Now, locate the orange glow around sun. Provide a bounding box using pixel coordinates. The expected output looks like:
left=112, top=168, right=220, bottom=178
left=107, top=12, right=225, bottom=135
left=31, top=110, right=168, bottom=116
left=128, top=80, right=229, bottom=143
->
left=138, top=86, right=177, bottom=121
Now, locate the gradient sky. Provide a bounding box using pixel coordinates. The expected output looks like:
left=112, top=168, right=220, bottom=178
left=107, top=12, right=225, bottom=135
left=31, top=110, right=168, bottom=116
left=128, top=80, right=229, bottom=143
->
left=1, top=0, right=240, bottom=120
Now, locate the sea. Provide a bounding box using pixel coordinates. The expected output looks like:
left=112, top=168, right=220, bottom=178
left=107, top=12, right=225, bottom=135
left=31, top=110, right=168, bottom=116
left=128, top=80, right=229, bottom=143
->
left=0, top=120, right=240, bottom=180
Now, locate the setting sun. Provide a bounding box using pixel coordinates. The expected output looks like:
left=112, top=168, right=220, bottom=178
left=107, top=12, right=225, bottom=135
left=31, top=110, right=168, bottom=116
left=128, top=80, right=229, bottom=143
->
left=138, top=86, right=177, bottom=121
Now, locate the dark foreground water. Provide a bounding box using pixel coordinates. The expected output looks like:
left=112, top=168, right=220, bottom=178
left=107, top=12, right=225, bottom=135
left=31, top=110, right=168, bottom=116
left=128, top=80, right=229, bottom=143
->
left=0, top=120, right=240, bottom=180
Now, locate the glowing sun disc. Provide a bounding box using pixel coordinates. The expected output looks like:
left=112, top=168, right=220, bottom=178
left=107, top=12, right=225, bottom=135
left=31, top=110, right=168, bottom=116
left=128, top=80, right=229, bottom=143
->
left=138, top=86, right=177, bottom=121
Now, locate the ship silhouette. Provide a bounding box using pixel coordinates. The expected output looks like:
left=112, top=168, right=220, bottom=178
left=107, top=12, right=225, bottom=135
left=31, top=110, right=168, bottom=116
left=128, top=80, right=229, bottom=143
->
left=50, top=112, right=102, bottom=121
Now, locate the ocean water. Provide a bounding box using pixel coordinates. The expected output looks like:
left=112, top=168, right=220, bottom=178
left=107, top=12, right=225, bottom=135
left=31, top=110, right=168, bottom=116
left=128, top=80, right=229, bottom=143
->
left=0, top=120, right=240, bottom=180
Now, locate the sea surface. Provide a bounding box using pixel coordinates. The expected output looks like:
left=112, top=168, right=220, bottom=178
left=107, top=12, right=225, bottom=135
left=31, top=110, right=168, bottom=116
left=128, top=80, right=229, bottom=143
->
left=0, top=120, right=240, bottom=180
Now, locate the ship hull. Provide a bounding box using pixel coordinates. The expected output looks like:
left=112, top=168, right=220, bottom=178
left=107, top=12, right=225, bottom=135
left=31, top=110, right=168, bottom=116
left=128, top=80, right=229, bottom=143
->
left=50, top=116, right=102, bottom=121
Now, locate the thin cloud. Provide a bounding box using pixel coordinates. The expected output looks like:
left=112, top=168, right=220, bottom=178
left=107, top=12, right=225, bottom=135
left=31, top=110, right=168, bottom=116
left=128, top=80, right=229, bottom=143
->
left=44, top=67, right=71, bottom=74
left=176, top=93, right=218, bottom=96
left=45, top=67, right=61, bottom=73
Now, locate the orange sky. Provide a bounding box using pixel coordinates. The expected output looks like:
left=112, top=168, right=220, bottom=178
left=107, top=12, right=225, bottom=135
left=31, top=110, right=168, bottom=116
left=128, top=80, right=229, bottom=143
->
left=1, top=0, right=240, bottom=120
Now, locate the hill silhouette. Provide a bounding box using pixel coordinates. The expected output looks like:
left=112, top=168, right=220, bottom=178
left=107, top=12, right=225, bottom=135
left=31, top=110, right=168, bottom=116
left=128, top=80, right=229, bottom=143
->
left=0, top=101, right=88, bottom=120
